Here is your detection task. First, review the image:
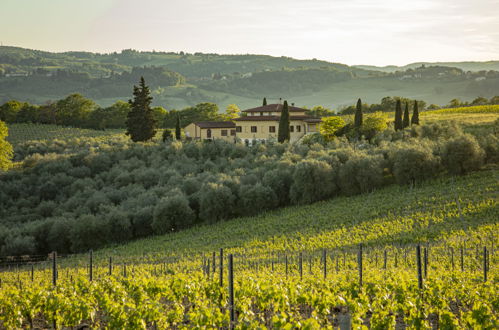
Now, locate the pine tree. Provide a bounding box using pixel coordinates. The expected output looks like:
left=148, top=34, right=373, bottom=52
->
left=126, top=77, right=156, bottom=142
left=278, top=100, right=290, bottom=143
left=394, top=99, right=403, bottom=131
left=263, top=97, right=267, bottom=106
left=175, top=114, right=181, bottom=140
left=411, top=100, right=420, bottom=125
left=354, top=98, right=363, bottom=128
left=403, top=101, right=410, bottom=128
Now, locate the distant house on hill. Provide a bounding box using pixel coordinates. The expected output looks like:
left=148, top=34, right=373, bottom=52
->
left=184, top=121, right=236, bottom=141
left=234, top=103, right=321, bottom=143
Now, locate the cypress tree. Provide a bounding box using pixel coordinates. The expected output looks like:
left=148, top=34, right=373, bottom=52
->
left=263, top=97, right=267, bottom=106
left=126, top=77, right=156, bottom=142
left=354, top=98, right=363, bottom=128
left=278, top=100, right=290, bottom=143
left=411, top=100, right=420, bottom=125
left=394, top=99, right=403, bottom=131
left=175, top=114, right=181, bottom=140
left=403, top=101, right=410, bottom=128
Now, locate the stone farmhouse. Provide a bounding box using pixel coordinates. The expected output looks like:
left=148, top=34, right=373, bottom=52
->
left=184, top=103, right=321, bottom=144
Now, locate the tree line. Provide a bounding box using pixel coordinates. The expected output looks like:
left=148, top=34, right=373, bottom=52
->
left=0, top=95, right=225, bottom=130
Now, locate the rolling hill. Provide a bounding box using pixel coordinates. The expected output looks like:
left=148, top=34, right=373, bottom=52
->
left=1, top=46, right=499, bottom=110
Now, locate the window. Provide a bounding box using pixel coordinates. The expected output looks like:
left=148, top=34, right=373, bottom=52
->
left=251, top=126, right=257, bottom=133
left=296, top=125, right=301, bottom=132
left=290, top=125, right=294, bottom=132
left=230, top=130, right=236, bottom=136
left=236, top=126, right=242, bottom=132
left=221, top=130, right=228, bottom=136
left=269, top=126, right=276, bottom=133
left=260, top=112, right=264, bottom=116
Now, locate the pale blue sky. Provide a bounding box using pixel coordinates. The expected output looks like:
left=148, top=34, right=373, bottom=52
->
left=1, top=0, right=498, bottom=65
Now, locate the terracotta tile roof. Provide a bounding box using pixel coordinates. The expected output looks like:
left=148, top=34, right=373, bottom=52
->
left=194, top=121, right=235, bottom=128
left=234, top=115, right=319, bottom=122
left=303, top=118, right=322, bottom=123
left=242, top=104, right=307, bottom=113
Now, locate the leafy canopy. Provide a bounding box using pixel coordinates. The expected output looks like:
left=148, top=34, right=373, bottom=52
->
left=320, top=116, right=346, bottom=140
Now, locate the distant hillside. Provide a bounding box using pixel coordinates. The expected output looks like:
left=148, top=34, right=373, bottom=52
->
left=354, top=61, right=499, bottom=73
left=1, top=46, right=498, bottom=110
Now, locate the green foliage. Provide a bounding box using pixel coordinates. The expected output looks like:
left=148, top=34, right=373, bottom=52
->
left=389, top=142, right=440, bottom=185
left=238, top=183, right=278, bottom=216
left=0, top=120, right=13, bottom=170
left=360, top=112, right=388, bottom=141
left=394, top=99, right=403, bottom=130
left=338, top=153, right=384, bottom=195
left=175, top=115, right=181, bottom=140
left=55, top=94, right=97, bottom=127
left=262, top=97, right=267, bottom=106
left=0, top=100, right=24, bottom=122
left=478, top=134, right=499, bottom=164
left=278, top=101, right=290, bottom=143
left=164, top=103, right=221, bottom=128
left=199, top=182, right=235, bottom=223
left=162, top=129, right=173, bottom=142
left=403, top=102, right=410, bottom=128
left=126, top=77, right=157, bottom=142
left=0, top=120, right=495, bottom=256
left=354, top=98, right=363, bottom=128
left=411, top=100, right=420, bottom=125
left=319, top=116, right=345, bottom=140
left=441, top=134, right=485, bottom=175
left=290, top=159, right=336, bottom=204
left=152, top=193, right=195, bottom=233
left=223, top=104, right=240, bottom=121
left=306, top=105, right=335, bottom=117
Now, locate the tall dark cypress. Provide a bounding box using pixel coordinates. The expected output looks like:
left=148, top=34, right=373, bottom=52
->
left=411, top=100, right=420, bottom=125
left=175, top=114, right=181, bottom=140
left=403, top=101, right=410, bottom=128
left=278, top=100, right=290, bottom=143
left=354, top=98, right=363, bottom=128
left=126, top=77, right=156, bottom=142
left=394, top=99, right=403, bottom=131
left=263, top=97, right=267, bottom=106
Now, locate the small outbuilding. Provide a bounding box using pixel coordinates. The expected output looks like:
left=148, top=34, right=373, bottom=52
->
left=184, top=121, right=236, bottom=141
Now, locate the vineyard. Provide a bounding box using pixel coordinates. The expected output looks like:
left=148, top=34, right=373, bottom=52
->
left=421, top=104, right=499, bottom=115
left=5, top=124, right=125, bottom=148
left=0, top=170, right=497, bottom=328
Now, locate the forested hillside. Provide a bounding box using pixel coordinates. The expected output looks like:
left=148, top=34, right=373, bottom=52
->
left=1, top=46, right=499, bottom=109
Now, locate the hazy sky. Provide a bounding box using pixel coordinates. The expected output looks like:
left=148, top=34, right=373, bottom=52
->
left=1, top=0, right=498, bottom=66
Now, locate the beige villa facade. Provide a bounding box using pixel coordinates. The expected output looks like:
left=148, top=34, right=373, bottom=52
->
left=184, top=104, right=321, bottom=143
left=234, top=104, right=321, bottom=143
left=184, top=121, right=236, bottom=141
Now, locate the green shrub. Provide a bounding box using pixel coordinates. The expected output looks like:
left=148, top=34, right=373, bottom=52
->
left=290, top=159, right=336, bottom=204
left=48, top=217, right=73, bottom=253
left=152, top=193, right=195, bottom=234
left=390, top=143, right=441, bottom=185
left=478, top=134, right=499, bottom=164
left=262, top=168, right=293, bottom=206
left=1, top=235, right=36, bottom=256
left=338, top=154, right=384, bottom=195
left=199, top=182, right=235, bottom=223
left=238, top=184, right=278, bottom=216
left=442, top=134, right=485, bottom=175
